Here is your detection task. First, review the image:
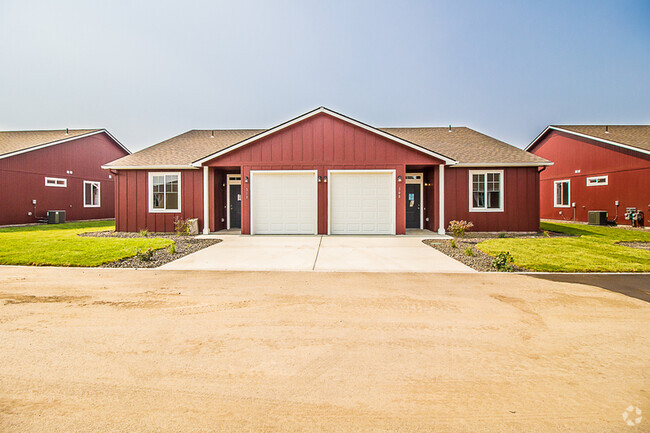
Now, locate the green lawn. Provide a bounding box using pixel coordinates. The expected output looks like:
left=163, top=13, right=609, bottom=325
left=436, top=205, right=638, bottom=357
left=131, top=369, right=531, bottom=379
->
left=477, top=222, right=650, bottom=272
left=0, top=221, right=172, bottom=267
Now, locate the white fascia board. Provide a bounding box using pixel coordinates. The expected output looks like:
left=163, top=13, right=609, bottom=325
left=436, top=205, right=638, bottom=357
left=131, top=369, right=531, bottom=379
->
left=101, top=165, right=198, bottom=170
left=0, top=129, right=125, bottom=160
left=526, top=126, right=650, bottom=156
left=453, top=162, right=553, bottom=167
left=191, top=107, right=458, bottom=167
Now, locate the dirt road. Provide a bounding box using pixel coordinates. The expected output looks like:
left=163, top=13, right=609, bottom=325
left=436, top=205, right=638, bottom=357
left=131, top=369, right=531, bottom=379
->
left=0, top=268, right=648, bottom=432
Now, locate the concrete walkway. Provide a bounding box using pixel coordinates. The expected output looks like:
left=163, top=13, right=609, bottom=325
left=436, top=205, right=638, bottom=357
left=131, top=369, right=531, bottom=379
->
left=160, top=235, right=475, bottom=273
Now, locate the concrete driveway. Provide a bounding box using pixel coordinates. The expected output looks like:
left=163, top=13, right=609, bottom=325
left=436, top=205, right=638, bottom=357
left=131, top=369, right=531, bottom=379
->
left=159, top=235, right=475, bottom=272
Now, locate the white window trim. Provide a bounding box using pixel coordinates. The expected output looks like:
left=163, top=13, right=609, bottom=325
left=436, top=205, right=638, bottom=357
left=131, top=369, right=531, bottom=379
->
left=586, top=175, right=608, bottom=186
left=553, top=179, right=571, bottom=208
left=148, top=172, right=182, bottom=213
left=45, top=177, right=67, bottom=187
left=468, top=170, right=504, bottom=212
left=83, top=181, right=101, bottom=208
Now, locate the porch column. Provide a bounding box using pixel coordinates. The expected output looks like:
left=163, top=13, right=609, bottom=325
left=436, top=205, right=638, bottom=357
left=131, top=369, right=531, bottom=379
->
left=202, top=166, right=210, bottom=234
left=438, top=164, right=445, bottom=235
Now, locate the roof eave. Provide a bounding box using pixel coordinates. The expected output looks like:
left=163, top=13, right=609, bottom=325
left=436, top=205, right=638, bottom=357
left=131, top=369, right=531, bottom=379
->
left=101, top=164, right=197, bottom=170
left=453, top=162, right=554, bottom=167
left=526, top=126, right=650, bottom=156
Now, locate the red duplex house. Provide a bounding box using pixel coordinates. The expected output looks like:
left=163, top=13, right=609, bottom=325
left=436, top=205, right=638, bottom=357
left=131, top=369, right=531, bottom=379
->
left=104, top=107, right=550, bottom=235
left=0, top=129, right=130, bottom=225
left=526, top=125, right=650, bottom=225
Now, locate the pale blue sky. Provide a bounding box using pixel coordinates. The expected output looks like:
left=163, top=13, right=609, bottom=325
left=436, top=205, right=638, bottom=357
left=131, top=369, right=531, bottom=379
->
left=1, top=0, right=648, bottom=152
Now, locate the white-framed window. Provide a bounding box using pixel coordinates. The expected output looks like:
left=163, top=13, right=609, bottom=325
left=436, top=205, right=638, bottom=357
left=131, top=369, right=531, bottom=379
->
left=149, top=172, right=181, bottom=213
left=83, top=181, right=101, bottom=207
left=586, top=175, right=608, bottom=186
left=554, top=180, right=571, bottom=207
left=469, top=170, right=504, bottom=212
left=45, top=177, right=67, bottom=187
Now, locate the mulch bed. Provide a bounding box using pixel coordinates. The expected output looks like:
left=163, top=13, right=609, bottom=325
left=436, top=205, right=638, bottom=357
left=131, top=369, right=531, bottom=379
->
left=79, top=231, right=221, bottom=268
left=423, top=231, right=570, bottom=272
left=617, top=241, right=650, bottom=251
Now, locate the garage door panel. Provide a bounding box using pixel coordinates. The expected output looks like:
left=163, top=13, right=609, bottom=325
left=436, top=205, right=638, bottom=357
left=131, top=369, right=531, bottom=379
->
left=252, top=172, right=317, bottom=234
left=329, top=172, right=395, bottom=235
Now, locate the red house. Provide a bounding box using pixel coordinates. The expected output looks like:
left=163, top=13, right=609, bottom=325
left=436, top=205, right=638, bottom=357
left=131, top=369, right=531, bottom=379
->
left=526, top=125, right=650, bottom=226
left=104, top=108, right=550, bottom=235
left=0, top=129, right=130, bottom=226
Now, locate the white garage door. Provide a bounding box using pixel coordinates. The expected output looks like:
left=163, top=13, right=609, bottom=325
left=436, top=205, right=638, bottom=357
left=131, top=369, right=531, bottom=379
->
left=251, top=171, right=318, bottom=234
left=329, top=171, right=395, bottom=234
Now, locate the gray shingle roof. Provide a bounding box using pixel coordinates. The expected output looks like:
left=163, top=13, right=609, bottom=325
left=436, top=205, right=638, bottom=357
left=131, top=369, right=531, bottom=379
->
left=0, top=129, right=102, bottom=157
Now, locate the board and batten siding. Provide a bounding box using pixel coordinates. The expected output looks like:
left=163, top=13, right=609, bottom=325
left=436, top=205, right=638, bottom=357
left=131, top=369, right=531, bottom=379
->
left=530, top=130, right=650, bottom=224
left=204, top=112, right=445, bottom=234
left=0, top=132, right=126, bottom=225
left=114, top=169, right=204, bottom=232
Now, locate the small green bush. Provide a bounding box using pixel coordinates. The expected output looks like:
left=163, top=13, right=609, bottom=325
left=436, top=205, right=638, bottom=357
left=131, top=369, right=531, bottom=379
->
left=174, top=217, right=190, bottom=236
left=464, top=247, right=475, bottom=256
left=493, top=251, right=514, bottom=272
left=497, top=232, right=507, bottom=238
left=169, top=242, right=176, bottom=255
left=139, top=229, right=149, bottom=237
left=450, top=239, right=457, bottom=248
left=136, top=248, right=154, bottom=261
left=448, top=220, right=474, bottom=237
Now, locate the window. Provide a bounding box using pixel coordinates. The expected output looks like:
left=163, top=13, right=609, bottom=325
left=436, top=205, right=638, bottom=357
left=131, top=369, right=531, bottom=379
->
left=469, top=170, right=503, bottom=211
left=84, top=181, right=101, bottom=207
left=45, top=177, right=67, bottom=187
left=586, top=175, right=608, bottom=186
left=149, top=172, right=181, bottom=212
left=554, top=180, right=570, bottom=207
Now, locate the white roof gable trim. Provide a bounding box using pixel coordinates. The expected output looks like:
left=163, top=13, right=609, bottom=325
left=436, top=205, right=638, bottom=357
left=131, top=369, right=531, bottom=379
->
left=526, top=126, right=650, bottom=156
left=191, top=107, right=458, bottom=167
left=0, top=129, right=130, bottom=161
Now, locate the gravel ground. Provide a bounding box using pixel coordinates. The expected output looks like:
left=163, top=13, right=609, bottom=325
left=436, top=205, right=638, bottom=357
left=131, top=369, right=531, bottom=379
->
left=617, top=241, right=650, bottom=250
left=79, top=231, right=221, bottom=268
left=424, top=232, right=570, bottom=272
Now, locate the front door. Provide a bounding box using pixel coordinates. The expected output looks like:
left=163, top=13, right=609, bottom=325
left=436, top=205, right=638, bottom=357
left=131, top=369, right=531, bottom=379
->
left=405, top=184, right=421, bottom=229
left=229, top=184, right=241, bottom=228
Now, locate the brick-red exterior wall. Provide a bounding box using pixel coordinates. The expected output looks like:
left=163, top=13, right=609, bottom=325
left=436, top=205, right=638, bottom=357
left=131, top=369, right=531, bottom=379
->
left=114, top=170, right=204, bottom=232
left=443, top=167, right=540, bottom=232
left=529, top=131, right=650, bottom=224
left=205, top=112, right=444, bottom=234
left=0, top=133, right=128, bottom=225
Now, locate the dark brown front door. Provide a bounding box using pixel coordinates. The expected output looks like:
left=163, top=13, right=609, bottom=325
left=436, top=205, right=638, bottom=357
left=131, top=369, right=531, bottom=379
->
left=406, top=184, right=421, bottom=229
left=229, top=184, right=241, bottom=229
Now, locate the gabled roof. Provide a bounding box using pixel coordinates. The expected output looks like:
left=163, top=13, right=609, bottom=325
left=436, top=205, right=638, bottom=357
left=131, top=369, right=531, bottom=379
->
left=0, top=129, right=130, bottom=160
left=104, top=107, right=551, bottom=169
left=526, top=125, right=650, bottom=156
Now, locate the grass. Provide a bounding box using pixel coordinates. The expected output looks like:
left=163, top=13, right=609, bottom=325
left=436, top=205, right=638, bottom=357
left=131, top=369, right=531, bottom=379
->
left=477, top=222, right=650, bottom=272
left=0, top=221, right=172, bottom=267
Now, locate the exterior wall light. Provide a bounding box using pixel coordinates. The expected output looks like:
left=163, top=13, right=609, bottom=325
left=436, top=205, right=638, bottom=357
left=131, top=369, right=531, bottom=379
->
left=397, top=175, right=402, bottom=182
left=318, top=176, right=322, bottom=183
left=324, top=176, right=327, bottom=183
left=245, top=176, right=249, bottom=183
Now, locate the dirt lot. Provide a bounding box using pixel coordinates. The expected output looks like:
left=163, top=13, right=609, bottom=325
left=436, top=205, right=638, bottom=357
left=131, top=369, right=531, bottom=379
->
left=0, top=268, right=648, bottom=432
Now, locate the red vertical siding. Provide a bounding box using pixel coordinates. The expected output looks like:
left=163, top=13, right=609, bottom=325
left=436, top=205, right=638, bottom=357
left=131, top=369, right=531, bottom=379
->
left=444, top=167, right=540, bottom=232
left=0, top=132, right=128, bottom=225
left=113, top=169, right=205, bottom=232
left=530, top=131, right=650, bottom=224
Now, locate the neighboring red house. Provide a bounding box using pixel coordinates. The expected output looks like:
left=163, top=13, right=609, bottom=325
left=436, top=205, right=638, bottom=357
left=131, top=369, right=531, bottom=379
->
left=104, top=107, right=550, bottom=235
left=526, top=125, right=650, bottom=226
left=0, top=129, right=130, bottom=225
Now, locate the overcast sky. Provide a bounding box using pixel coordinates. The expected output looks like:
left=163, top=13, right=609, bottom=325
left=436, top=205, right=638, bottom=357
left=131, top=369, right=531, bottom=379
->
left=1, top=0, right=648, bottom=152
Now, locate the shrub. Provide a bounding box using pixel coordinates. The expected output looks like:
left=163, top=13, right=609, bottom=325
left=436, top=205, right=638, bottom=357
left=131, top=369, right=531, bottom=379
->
left=448, top=220, right=474, bottom=237
left=169, top=242, right=176, bottom=255
left=450, top=239, right=457, bottom=248
left=493, top=252, right=514, bottom=272
left=139, top=229, right=149, bottom=237
left=464, top=247, right=475, bottom=256
left=497, top=232, right=507, bottom=238
left=174, top=217, right=190, bottom=236
left=136, top=248, right=154, bottom=262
